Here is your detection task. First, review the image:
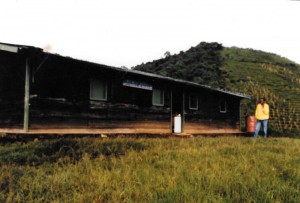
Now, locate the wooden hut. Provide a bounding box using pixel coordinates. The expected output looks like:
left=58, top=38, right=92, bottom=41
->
left=0, top=42, right=250, bottom=135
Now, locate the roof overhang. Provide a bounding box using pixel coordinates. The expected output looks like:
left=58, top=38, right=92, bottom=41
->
left=0, top=43, right=19, bottom=53
left=119, top=68, right=251, bottom=99
left=0, top=42, right=43, bottom=54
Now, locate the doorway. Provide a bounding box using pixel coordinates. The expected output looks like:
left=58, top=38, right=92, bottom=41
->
left=171, top=91, right=184, bottom=133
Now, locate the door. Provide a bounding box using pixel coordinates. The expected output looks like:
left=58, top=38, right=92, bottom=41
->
left=171, top=91, right=184, bottom=133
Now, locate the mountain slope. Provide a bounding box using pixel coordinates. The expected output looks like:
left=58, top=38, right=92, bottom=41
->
left=222, top=47, right=300, bottom=97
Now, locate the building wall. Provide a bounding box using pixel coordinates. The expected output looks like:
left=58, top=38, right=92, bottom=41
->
left=183, top=87, right=241, bottom=133
left=0, top=50, right=26, bottom=127
left=0, top=51, right=243, bottom=134
left=29, top=54, right=171, bottom=133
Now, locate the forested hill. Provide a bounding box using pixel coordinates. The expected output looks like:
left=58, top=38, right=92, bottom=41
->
left=133, top=42, right=300, bottom=136
left=133, top=42, right=226, bottom=88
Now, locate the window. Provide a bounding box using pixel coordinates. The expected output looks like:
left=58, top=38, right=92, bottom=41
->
left=219, top=100, right=227, bottom=113
left=189, top=95, right=198, bottom=110
left=152, top=88, right=164, bottom=106
left=90, top=79, right=107, bottom=101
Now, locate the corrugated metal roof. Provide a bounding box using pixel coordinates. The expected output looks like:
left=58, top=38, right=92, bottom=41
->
left=0, top=42, right=250, bottom=99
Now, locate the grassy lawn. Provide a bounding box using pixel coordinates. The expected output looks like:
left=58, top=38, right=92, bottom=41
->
left=0, top=136, right=299, bottom=202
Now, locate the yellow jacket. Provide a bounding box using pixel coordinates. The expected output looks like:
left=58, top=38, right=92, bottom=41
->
left=255, top=103, right=270, bottom=120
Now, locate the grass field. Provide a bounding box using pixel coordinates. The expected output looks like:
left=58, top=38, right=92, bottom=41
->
left=0, top=136, right=299, bottom=202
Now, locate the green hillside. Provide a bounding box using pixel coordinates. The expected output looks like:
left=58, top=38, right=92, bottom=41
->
left=222, top=47, right=300, bottom=101
left=222, top=47, right=300, bottom=136
left=133, top=43, right=300, bottom=136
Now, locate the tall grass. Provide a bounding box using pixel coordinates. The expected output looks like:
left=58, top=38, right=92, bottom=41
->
left=1, top=137, right=300, bottom=202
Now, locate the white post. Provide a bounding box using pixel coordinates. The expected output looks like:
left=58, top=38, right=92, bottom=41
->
left=24, top=58, right=30, bottom=132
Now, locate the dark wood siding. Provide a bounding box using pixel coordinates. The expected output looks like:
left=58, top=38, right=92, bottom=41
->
left=184, top=88, right=241, bottom=134
left=0, top=48, right=244, bottom=134
left=0, top=50, right=26, bottom=127
left=28, top=54, right=171, bottom=132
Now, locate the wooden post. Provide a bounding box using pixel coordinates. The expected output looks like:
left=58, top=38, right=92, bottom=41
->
left=239, top=100, right=242, bottom=131
left=24, top=58, right=30, bottom=132
left=182, top=92, right=185, bottom=133
left=170, top=90, right=173, bottom=133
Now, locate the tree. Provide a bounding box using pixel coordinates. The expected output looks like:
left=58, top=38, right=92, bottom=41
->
left=164, top=51, right=171, bottom=58
left=133, top=42, right=225, bottom=88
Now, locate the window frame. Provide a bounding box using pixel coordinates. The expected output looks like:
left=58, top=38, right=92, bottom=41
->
left=90, top=79, right=108, bottom=101
left=189, top=94, right=198, bottom=110
left=219, top=99, right=227, bottom=113
left=152, top=88, right=164, bottom=106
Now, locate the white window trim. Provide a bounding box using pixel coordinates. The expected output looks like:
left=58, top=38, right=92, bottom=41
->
left=189, top=95, right=198, bottom=110
left=219, top=100, right=227, bottom=113
left=152, top=88, right=164, bottom=106
left=90, top=79, right=107, bottom=101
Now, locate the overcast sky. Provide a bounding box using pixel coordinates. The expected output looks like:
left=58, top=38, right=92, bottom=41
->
left=1, top=0, right=300, bottom=68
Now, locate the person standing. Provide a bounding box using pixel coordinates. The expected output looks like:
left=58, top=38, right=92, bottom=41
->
left=254, top=97, right=270, bottom=138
